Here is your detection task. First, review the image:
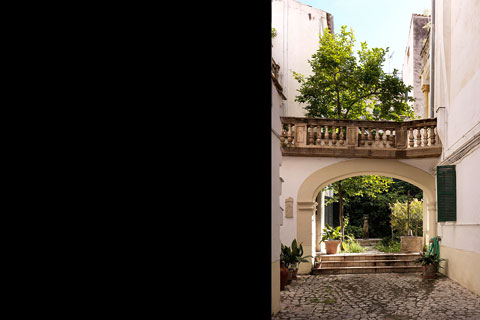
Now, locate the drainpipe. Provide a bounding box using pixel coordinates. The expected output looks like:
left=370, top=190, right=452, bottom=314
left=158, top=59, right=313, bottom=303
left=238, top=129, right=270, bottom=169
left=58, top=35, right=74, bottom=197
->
left=430, top=0, right=435, bottom=118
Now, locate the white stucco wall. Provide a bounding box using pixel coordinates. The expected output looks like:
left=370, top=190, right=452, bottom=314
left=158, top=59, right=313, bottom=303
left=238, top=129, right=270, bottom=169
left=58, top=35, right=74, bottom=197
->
left=402, top=14, right=430, bottom=119
left=402, top=22, right=414, bottom=103
left=279, top=157, right=438, bottom=247
left=272, top=82, right=285, bottom=262
left=434, top=0, right=480, bottom=158
left=433, top=0, right=480, bottom=252
left=272, top=0, right=328, bottom=117
left=272, top=76, right=286, bottom=316
left=432, top=0, right=480, bottom=295
left=436, top=147, right=480, bottom=254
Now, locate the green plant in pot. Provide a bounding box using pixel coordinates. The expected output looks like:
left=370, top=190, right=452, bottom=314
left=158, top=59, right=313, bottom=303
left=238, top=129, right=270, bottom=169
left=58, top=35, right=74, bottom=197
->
left=414, top=252, right=445, bottom=279
left=290, top=239, right=313, bottom=279
left=279, top=248, right=289, bottom=290
left=280, top=243, right=295, bottom=284
left=321, top=224, right=342, bottom=254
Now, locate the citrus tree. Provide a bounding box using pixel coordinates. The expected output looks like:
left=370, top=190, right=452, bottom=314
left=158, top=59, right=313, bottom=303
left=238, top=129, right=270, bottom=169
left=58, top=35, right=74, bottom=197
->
left=293, top=25, right=415, bottom=120
left=389, top=198, right=423, bottom=236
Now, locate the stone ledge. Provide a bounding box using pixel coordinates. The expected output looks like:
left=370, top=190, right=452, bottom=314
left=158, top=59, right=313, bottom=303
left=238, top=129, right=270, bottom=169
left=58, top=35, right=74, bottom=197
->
left=281, top=145, right=442, bottom=159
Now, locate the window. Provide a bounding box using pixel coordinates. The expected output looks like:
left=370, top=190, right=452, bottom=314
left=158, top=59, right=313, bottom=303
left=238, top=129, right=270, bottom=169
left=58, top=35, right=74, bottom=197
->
left=437, top=165, right=456, bottom=222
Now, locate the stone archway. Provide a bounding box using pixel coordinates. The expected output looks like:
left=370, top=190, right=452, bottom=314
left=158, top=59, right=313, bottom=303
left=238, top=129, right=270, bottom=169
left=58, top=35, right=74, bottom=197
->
left=296, top=159, right=437, bottom=274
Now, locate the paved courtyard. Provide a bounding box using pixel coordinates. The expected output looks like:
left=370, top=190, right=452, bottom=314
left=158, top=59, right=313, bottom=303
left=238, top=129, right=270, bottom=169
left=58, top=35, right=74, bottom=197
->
left=273, top=273, right=480, bottom=320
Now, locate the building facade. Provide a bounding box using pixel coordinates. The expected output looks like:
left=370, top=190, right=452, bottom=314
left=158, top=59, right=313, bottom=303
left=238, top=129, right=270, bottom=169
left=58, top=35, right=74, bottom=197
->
left=272, top=2, right=480, bottom=316
left=402, top=14, right=431, bottom=119
left=431, top=0, right=480, bottom=296
left=271, top=0, right=332, bottom=315
left=271, top=55, right=286, bottom=315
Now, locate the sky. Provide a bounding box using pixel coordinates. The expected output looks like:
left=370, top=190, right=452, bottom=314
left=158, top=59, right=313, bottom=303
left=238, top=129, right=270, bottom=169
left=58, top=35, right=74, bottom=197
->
left=298, top=0, right=431, bottom=74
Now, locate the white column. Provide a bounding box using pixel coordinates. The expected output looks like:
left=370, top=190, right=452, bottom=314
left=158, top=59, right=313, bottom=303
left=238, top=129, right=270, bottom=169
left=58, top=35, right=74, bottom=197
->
left=297, top=201, right=317, bottom=274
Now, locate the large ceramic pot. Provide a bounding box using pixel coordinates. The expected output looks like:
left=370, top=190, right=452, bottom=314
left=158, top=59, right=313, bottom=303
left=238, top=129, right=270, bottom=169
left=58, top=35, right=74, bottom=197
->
left=422, top=263, right=437, bottom=279
left=292, top=268, right=298, bottom=280
left=280, top=262, right=288, bottom=290
left=287, top=269, right=293, bottom=284
left=325, top=240, right=341, bottom=254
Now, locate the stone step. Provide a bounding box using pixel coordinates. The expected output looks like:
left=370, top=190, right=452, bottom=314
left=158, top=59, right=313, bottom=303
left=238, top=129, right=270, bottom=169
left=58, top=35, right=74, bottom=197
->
left=356, top=238, right=382, bottom=246
left=319, top=253, right=420, bottom=262
left=312, top=265, right=423, bottom=275
left=321, top=259, right=420, bottom=268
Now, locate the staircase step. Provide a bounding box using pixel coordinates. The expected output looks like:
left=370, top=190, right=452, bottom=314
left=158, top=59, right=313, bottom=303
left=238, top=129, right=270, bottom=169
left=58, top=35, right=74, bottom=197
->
left=321, top=259, right=419, bottom=267
left=319, top=253, right=420, bottom=262
left=312, top=265, right=422, bottom=275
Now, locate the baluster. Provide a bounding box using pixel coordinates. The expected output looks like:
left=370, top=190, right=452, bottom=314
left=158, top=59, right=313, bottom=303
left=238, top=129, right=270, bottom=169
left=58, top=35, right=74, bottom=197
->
left=308, top=126, right=314, bottom=145
left=320, top=125, right=325, bottom=145
left=375, top=128, right=380, bottom=146
left=416, top=127, right=422, bottom=147
left=423, top=126, right=428, bottom=146
left=382, top=130, right=387, bottom=147
left=430, top=125, right=436, bottom=145
left=323, top=125, right=329, bottom=145
left=280, top=124, right=286, bottom=145
left=359, top=127, right=365, bottom=146
left=367, top=128, right=373, bottom=146
left=339, top=126, right=344, bottom=145
left=315, top=126, right=321, bottom=145
left=331, top=126, right=337, bottom=146
left=287, top=124, right=293, bottom=146
left=409, top=127, right=414, bottom=148
left=388, top=129, right=394, bottom=147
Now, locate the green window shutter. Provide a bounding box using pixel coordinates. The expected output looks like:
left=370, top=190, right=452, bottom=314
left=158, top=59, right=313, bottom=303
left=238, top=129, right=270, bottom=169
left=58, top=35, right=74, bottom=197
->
left=437, top=165, right=456, bottom=222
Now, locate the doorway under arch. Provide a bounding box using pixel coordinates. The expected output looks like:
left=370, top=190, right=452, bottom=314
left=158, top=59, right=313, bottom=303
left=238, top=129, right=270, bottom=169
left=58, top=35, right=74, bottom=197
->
left=296, top=159, right=437, bottom=274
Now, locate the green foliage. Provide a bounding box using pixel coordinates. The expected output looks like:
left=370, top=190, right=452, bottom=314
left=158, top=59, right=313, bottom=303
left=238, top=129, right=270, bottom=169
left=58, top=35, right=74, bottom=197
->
left=280, top=243, right=294, bottom=269
left=341, top=235, right=366, bottom=253
left=345, top=225, right=363, bottom=239
left=271, top=27, right=277, bottom=38
left=381, top=236, right=399, bottom=246
left=342, top=178, right=423, bottom=238
left=325, top=175, right=394, bottom=206
left=293, top=25, right=415, bottom=121
left=414, top=252, right=445, bottom=267
left=375, top=239, right=401, bottom=253
left=281, top=239, right=313, bottom=270
left=321, top=224, right=341, bottom=242
left=390, top=199, right=423, bottom=236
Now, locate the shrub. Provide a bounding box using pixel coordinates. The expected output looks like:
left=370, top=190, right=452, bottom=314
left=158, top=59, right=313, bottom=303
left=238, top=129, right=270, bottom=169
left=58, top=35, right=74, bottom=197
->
left=375, top=239, right=401, bottom=252
left=341, top=235, right=367, bottom=253
left=345, top=225, right=363, bottom=239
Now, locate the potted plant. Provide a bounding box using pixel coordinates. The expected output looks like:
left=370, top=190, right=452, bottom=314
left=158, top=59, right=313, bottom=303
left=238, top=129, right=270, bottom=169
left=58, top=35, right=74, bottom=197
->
left=290, top=239, right=313, bottom=279
left=279, top=260, right=289, bottom=291
left=280, top=243, right=295, bottom=285
left=414, top=252, right=445, bottom=279
left=321, top=224, right=342, bottom=254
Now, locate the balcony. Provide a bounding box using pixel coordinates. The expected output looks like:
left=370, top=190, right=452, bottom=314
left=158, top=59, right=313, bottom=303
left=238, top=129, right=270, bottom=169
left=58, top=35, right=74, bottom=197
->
left=280, top=117, right=442, bottom=159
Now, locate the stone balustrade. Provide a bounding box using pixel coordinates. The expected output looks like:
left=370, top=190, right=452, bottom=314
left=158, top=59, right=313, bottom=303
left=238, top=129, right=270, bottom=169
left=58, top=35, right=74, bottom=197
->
left=280, top=117, right=442, bottom=159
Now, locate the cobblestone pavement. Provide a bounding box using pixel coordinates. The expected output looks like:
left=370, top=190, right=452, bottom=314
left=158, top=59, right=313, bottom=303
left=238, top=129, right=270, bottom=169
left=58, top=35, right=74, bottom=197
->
left=273, top=273, right=480, bottom=320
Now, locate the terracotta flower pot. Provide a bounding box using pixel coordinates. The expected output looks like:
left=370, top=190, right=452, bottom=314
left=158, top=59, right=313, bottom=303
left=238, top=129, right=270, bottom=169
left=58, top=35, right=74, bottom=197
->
left=325, top=240, right=341, bottom=254
left=287, top=269, right=293, bottom=284
left=280, top=262, right=288, bottom=290
left=422, top=263, right=437, bottom=279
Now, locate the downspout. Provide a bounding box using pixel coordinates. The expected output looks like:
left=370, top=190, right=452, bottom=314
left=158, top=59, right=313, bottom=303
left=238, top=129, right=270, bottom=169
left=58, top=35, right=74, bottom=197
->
left=430, top=0, right=435, bottom=119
